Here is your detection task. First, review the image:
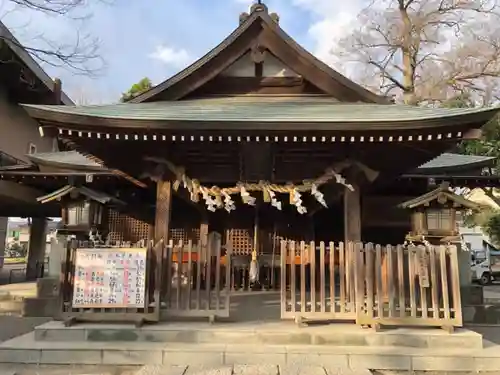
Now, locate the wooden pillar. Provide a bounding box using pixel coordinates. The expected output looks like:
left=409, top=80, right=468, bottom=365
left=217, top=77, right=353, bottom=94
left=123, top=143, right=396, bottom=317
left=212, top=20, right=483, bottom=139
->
left=344, top=184, right=361, bottom=244
left=154, top=181, right=172, bottom=301
left=26, top=218, right=47, bottom=281
left=154, top=180, right=172, bottom=242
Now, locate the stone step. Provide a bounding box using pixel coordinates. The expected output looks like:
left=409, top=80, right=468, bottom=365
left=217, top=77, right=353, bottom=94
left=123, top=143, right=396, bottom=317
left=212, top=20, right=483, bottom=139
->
left=0, top=331, right=498, bottom=371
left=0, top=364, right=369, bottom=375
left=33, top=321, right=483, bottom=349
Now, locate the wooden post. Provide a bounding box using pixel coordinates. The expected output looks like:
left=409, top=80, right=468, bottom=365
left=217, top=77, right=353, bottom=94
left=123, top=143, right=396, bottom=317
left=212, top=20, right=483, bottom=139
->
left=344, top=184, right=361, bottom=244
left=154, top=180, right=172, bottom=302
left=154, top=180, right=172, bottom=242
left=344, top=184, right=361, bottom=307
left=53, top=78, right=62, bottom=104
left=26, top=218, right=48, bottom=281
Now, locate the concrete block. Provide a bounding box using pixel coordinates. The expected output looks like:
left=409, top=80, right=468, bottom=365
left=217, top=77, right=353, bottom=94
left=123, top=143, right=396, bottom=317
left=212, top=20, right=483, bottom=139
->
left=135, top=365, right=187, bottom=375
left=256, top=332, right=311, bottom=345
left=102, top=349, right=162, bottom=365
left=40, top=349, right=102, bottom=364
left=475, top=356, right=500, bottom=371
left=35, top=328, right=86, bottom=342
left=311, top=333, right=365, bottom=346
left=427, top=333, right=482, bottom=349
left=286, top=354, right=348, bottom=368
left=463, top=304, right=500, bottom=324
left=411, top=355, right=475, bottom=371
left=279, top=365, right=330, bottom=375
left=349, top=354, right=411, bottom=370
left=461, top=285, right=484, bottom=305
left=326, top=370, right=370, bottom=375
left=0, top=300, right=22, bottom=314
left=87, top=329, right=143, bottom=342
left=184, top=365, right=232, bottom=375
left=224, top=353, right=286, bottom=366
left=36, top=278, right=59, bottom=298
left=22, top=297, right=58, bottom=318
left=0, top=349, right=40, bottom=364
left=163, top=350, right=224, bottom=366
left=363, top=334, right=427, bottom=348
left=233, top=364, right=278, bottom=375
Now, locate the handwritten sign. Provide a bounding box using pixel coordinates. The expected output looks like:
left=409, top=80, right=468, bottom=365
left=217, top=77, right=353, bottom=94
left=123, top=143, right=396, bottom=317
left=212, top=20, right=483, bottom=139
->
left=417, top=247, right=430, bottom=288
left=72, top=248, right=147, bottom=308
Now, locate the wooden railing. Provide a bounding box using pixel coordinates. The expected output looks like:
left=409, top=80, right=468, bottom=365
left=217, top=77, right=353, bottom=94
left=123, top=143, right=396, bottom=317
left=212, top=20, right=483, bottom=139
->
left=160, top=238, right=231, bottom=322
left=280, top=241, right=356, bottom=322
left=355, top=243, right=462, bottom=330
left=280, top=241, right=462, bottom=329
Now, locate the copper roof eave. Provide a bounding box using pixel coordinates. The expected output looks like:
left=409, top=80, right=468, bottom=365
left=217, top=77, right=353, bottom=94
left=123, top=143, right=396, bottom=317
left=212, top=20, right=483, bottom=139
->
left=26, top=112, right=497, bottom=134
left=129, top=10, right=389, bottom=104
left=27, top=155, right=106, bottom=172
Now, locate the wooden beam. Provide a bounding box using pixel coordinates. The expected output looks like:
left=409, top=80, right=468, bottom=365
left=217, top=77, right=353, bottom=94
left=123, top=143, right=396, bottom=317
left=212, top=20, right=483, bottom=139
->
left=141, top=158, right=205, bottom=213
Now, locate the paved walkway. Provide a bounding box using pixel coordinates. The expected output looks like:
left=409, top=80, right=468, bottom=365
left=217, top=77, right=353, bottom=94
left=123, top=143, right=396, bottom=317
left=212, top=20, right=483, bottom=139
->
left=0, top=364, right=370, bottom=375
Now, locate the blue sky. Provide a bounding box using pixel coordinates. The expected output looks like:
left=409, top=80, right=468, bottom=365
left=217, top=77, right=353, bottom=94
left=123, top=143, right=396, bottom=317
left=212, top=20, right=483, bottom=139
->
left=1, top=0, right=364, bottom=104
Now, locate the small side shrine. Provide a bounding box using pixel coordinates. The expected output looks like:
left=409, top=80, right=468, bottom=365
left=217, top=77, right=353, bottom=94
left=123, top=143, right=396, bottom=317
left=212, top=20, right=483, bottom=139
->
left=399, top=182, right=481, bottom=245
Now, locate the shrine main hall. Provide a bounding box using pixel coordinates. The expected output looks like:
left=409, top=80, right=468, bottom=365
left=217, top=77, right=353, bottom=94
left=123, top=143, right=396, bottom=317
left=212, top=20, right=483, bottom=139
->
left=3, top=1, right=500, bottom=329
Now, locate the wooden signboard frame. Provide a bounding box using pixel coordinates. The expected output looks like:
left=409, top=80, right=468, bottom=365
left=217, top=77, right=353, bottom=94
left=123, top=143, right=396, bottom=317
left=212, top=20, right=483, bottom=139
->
left=58, top=240, right=163, bottom=327
left=72, top=247, right=148, bottom=309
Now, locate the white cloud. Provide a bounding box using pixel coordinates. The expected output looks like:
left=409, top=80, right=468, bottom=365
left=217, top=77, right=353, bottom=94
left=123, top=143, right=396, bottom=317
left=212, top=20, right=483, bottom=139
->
left=291, top=0, right=364, bottom=68
left=149, top=45, right=192, bottom=68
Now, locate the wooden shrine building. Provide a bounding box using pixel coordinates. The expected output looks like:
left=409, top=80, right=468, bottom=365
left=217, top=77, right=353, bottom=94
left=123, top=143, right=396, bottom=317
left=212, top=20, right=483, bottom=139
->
left=8, top=2, right=500, bottom=328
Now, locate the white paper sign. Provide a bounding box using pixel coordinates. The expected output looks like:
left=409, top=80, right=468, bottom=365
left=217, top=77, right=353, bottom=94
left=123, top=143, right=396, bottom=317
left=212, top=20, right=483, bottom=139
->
left=72, top=248, right=147, bottom=308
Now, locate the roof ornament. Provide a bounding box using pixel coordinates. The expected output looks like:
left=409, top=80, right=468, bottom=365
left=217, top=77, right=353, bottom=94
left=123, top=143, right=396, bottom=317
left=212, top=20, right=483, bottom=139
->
left=239, top=1, right=280, bottom=24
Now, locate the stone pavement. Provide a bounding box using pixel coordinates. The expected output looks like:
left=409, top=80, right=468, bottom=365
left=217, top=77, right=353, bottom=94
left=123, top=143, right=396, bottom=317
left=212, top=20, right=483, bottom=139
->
left=0, top=364, right=371, bottom=375
left=0, top=316, right=50, bottom=343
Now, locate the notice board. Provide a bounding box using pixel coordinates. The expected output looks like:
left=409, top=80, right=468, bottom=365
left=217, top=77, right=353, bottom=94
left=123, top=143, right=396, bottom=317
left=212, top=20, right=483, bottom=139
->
left=72, top=248, right=147, bottom=308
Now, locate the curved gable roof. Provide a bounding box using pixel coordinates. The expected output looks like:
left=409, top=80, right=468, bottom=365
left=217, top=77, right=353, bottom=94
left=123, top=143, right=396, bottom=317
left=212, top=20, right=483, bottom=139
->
left=130, top=7, right=390, bottom=104
left=0, top=21, right=73, bottom=105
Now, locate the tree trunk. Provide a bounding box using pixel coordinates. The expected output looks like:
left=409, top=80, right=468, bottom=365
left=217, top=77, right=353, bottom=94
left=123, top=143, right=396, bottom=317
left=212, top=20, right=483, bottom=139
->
left=399, top=4, right=417, bottom=105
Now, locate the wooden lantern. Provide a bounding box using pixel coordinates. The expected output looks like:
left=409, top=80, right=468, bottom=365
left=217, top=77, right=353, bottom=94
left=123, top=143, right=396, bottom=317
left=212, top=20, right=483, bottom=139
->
left=61, top=199, right=108, bottom=235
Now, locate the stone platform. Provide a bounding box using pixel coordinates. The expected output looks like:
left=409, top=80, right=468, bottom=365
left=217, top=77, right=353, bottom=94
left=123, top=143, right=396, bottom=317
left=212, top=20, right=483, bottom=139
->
left=33, top=321, right=483, bottom=349
left=1, top=321, right=499, bottom=371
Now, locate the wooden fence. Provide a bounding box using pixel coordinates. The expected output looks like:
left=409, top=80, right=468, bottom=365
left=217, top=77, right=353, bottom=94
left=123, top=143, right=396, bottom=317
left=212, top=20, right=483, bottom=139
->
left=280, top=241, right=356, bottom=322
left=280, top=241, right=462, bottom=329
left=355, top=243, right=462, bottom=329
left=160, top=236, right=232, bottom=321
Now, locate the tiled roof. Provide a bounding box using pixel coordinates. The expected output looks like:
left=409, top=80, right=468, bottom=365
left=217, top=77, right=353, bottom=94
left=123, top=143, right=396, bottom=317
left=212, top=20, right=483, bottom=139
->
left=22, top=97, right=499, bottom=127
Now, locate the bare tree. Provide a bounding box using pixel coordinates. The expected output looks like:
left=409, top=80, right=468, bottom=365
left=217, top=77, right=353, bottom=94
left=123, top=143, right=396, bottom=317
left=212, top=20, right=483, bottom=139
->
left=336, top=0, right=500, bottom=105
left=0, top=0, right=111, bottom=75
